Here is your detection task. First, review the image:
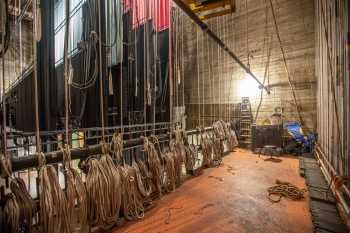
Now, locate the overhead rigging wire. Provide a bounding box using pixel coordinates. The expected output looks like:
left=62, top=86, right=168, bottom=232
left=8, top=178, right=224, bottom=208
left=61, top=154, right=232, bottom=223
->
left=254, top=0, right=272, bottom=122
left=268, top=0, right=304, bottom=126
left=62, top=0, right=89, bottom=232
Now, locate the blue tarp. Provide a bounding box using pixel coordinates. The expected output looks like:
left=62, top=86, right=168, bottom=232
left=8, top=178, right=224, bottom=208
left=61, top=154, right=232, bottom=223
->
left=284, top=122, right=315, bottom=153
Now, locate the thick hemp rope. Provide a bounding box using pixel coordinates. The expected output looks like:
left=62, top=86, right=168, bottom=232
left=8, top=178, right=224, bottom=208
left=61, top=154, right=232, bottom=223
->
left=267, top=180, right=307, bottom=203
left=119, top=164, right=145, bottom=221
left=60, top=145, right=89, bottom=233
left=37, top=152, right=70, bottom=233
left=8, top=177, right=35, bottom=233
left=162, top=148, right=176, bottom=193
left=184, top=144, right=197, bottom=172
left=83, top=142, right=121, bottom=228
left=169, top=139, right=183, bottom=187
left=143, top=136, right=162, bottom=196
left=100, top=142, right=122, bottom=227
left=198, top=127, right=213, bottom=168
left=152, top=136, right=176, bottom=193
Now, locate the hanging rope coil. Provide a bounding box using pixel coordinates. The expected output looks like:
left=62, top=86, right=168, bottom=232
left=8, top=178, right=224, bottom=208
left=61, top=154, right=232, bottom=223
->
left=110, top=133, right=123, bottom=164
left=99, top=143, right=122, bottom=226
left=0, top=178, right=33, bottom=233
left=134, top=158, right=153, bottom=198
left=2, top=192, right=20, bottom=233
left=142, top=136, right=162, bottom=197
left=184, top=144, right=197, bottom=172
left=198, top=127, right=213, bottom=167
left=83, top=143, right=121, bottom=228
left=9, top=177, right=35, bottom=233
left=0, top=153, right=12, bottom=178
left=169, top=139, right=183, bottom=187
left=162, top=148, right=176, bottom=193
left=267, top=179, right=307, bottom=203
left=37, top=152, right=70, bottom=233
left=119, top=165, right=145, bottom=221
left=60, top=145, right=89, bottom=233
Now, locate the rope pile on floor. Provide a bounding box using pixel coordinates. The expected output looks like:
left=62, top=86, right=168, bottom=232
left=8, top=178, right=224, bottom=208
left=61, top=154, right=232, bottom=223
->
left=268, top=179, right=307, bottom=203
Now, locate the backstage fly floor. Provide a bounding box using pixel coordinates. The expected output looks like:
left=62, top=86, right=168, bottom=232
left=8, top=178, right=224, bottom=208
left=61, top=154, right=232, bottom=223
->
left=113, top=149, right=313, bottom=233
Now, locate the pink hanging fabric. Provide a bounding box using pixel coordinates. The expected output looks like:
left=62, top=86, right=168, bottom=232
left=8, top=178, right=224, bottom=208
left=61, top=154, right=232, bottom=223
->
left=123, top=0, right=169, bottom=32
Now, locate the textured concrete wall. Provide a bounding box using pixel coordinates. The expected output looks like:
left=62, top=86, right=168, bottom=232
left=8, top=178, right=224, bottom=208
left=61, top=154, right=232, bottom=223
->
left=173, top=0, right=316, bottom=130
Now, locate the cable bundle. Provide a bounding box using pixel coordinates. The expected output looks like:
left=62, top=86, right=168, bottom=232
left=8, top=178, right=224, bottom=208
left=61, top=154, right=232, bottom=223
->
left=119, top=165, right=145, bottom=221
left=142, top=137, right=162, bottom=196
left=60, top=146, right=89, bottom=233
left=37, top=153, right=70, bottom=233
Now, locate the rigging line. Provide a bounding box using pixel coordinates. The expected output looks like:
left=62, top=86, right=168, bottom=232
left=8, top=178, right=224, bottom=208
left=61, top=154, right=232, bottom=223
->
left=143, top=0, right=147, bottom=134
left=154, top=0, right=158, bottom=131
left=217, top=17, right=220, bottom=122
left=201, top=26, right=204, bottom=126
left=196, top=27, right=200, bottom=126
left=207, top=25, right=212, bottom=125
left=120, top=0, right=123, bottom=133
left=210, top=24, right=214, bottom=124
left=32, top=0, right=41, bottom=152
left=319, top=0, right=345, bottom=175
left=1, top=10, right=8, bottom=160
left=268, top=0, right=303, bottom=125
left=254, top=0, right=271, bottom=122
left=63, top=0, right=71, bottom=145
left=97, top=0, right=105, bottom=140
left=181, top=11, right=185, bottom=111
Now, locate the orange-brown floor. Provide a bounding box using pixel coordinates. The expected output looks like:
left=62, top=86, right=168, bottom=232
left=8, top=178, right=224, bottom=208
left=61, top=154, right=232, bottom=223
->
left=113, top=149, right=313, bottom=233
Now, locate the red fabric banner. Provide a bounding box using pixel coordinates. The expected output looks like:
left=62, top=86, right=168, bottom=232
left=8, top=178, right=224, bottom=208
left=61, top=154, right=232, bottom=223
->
left=124, top=0, right=169, bottom=31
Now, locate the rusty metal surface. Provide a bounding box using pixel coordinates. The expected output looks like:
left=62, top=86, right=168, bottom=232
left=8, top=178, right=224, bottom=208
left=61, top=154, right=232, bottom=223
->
left=113, top=149, right=313, bottom=233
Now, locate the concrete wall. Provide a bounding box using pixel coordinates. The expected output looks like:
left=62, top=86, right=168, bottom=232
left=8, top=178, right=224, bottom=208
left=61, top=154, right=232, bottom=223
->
left=173, top=0, right=316, bottom=130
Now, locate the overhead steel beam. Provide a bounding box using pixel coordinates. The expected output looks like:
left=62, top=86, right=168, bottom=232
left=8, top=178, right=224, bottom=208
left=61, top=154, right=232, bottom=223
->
left=172, top=0, right=270, bottom=94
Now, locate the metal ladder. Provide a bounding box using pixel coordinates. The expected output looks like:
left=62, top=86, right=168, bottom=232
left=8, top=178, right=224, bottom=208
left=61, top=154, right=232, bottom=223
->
left=239, top=97, right=252, bottom=148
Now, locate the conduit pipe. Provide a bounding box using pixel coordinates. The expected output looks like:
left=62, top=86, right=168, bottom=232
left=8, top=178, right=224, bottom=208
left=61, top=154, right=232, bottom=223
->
left=172, top=0, right=270, bottom=94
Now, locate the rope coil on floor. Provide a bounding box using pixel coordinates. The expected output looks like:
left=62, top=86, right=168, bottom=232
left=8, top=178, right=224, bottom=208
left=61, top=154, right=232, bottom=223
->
left=267, top=179, right=307, bottom=203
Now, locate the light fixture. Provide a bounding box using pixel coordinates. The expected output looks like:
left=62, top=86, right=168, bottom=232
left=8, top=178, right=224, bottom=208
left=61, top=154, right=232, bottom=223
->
left=238, top=73, right=260, bottom=98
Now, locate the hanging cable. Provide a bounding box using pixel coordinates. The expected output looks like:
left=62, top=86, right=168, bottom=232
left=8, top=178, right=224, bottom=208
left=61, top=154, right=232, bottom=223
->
left=196, top=27, right=200, bottom=126
left=97, top=0, right=105, bottom=140
left=268, top=0, right=303, bottom=125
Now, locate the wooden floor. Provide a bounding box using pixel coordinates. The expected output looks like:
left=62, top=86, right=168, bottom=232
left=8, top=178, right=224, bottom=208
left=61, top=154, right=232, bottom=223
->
left=113, top=149, right=313, bottom=233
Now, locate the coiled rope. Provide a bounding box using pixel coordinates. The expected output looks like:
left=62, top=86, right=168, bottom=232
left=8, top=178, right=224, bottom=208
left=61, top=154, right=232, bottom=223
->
left=198, top=127, right=213, bottom=167
left=60, top=145, right=89, bottom=233
left=119, top=165, right=145, bottom=221
left=267, top=179, right=307, bottom=203
left=37, top=152, right=70, bottom=233
left=142, top=136, right=162, bottom=197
